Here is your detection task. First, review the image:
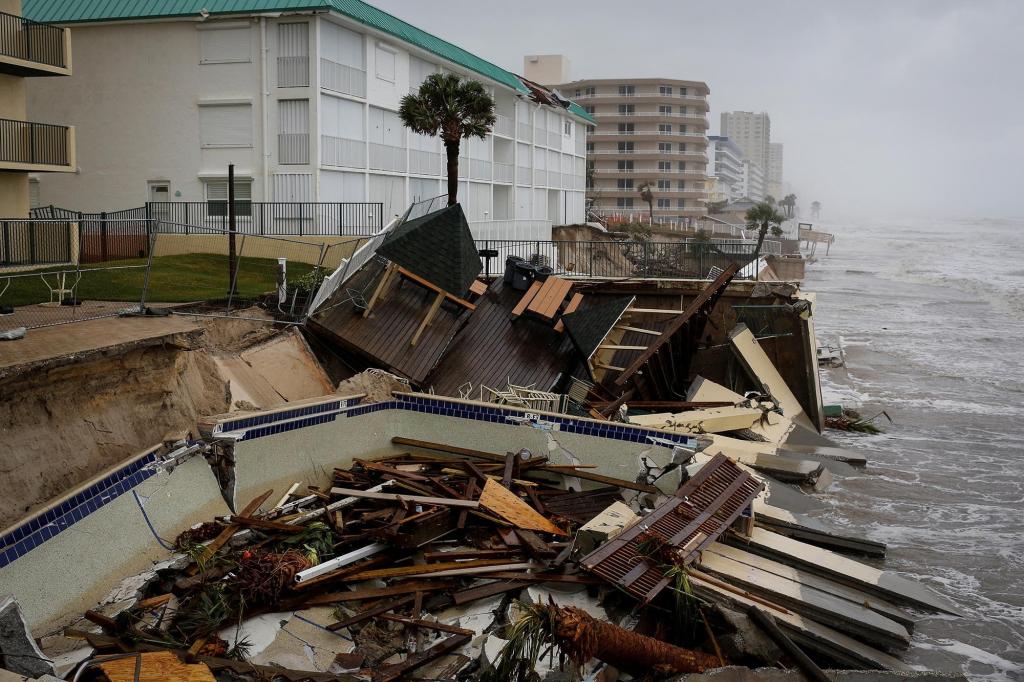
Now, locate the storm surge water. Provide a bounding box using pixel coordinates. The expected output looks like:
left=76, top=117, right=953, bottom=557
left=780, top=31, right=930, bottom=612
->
left=803, top=216, right=1024, bottom=681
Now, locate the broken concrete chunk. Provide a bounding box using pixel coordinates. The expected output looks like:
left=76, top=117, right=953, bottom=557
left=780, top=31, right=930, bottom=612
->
left=0, top=596, right=55, bottom=679
left=574, top=501, right=640, bottom=556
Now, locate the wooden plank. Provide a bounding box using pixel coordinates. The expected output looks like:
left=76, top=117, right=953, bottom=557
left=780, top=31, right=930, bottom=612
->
left=392, top=437, right=660, bottom=493
left=478, top=479, right=565, bottom=536
left=530, top=277, right=572, bottom=319
left=510, top=280, right=543, bottom=318
left=373, top=633, right=471, bottom=682
left=363, top=262, right=398, bottom=317
left=99, top=651, right=216, bottom=682
left=615, top=262, right=738, bottom=387
left=346, top=559, right=528, bottom=581
left=327, top=595, right=415, bottom=631
left=410, top=291, right=445, bottom=347
left=329, top=487, right=479, bottom=508
left=614, top=324, right=661, bottom=336
left=396, top=265, right=477, bottom=310
left=598, top=344, right=648, bottom=351
left=469, top=280, right=488, bottom=296
left=553, top=292, right=583, bottom=333
left=453, top=580, right=526, bottom=605
left=310, top=580, right=459, bottom=607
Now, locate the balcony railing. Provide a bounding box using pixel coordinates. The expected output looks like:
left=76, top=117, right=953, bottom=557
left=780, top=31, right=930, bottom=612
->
left=595, top=112, right=709, bottom=122
left=590, top=131, right=706, bottom=138
left=0, top=118, right=71, bottom=166
left=574, top=92, right=706, bottom=102
left=320, top=58, right=366, bottom=98
left=494, top=114, right=514, bottom=137
left=0, top=10, right=67, bottom=69
left=592, top=168, right=706, bottom=176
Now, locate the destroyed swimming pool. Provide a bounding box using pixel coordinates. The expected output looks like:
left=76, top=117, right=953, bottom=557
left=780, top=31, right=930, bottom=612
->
left=0, top=206, right=967, bottom=681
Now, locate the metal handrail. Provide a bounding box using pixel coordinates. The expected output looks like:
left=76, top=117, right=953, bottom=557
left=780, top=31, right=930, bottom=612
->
left=0, top=117, right=70, bottom=166
left=0, top=9, right=66, bottom=68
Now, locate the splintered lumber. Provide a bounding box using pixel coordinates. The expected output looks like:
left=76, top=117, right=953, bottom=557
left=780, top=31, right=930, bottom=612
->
left=478, top=479, right=565, bottom=536
left=327, top=595, right=416, bottom=631
left=193, top=489, right=273, bottom=568
left=728, top=528, right=962, bottom=615
left=452, top=580, right=527, bottom=605
left=746, top=605, right=832, bottom=682
left=328, top=487, right=480, bottom=508
left=391, top=437, right=660, bottom=494
left=309, top=580, right=459, bottom=607
left=554, top=292, right=584, bottom=333
left=99, top=651, right=216, bottom=682
left=345, top=558, right=527, bottom=581
left=729, top=324, right=813, bottom=429
left=373, top=632, right=471, bottom=682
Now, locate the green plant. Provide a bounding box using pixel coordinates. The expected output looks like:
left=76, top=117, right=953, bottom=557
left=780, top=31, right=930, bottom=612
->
left=291, top=267, right=325, bottom=297
left=399, top=73, right=496, bottom=206
left=745, top=201, right=786, bottom=262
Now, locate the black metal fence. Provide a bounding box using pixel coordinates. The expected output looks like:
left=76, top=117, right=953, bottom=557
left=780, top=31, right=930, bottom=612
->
left=0, top=118, right=70, bottom=166
left=0, top=9, right=66, bottom=69
left=147, top=202, right=383, bottom=236
left=29, top=206, right=150, bottom=263
left=476, top=239, right=766, bottom=280
left=0, top=219, right=73, bottom=266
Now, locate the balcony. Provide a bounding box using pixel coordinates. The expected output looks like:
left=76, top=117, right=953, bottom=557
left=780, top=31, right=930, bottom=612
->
left=573, top=92, right=709, bottom=109
left=0, top=10, right=71, bottom=77
left=594, top=111, right=709, bottom=125
left=0, top=118, right=75, bottom=172
left=589, top=130, right=707, bottom=141
left=592, top=168, right=706, bottom=176
left=588, top=149, right=708, bottom=163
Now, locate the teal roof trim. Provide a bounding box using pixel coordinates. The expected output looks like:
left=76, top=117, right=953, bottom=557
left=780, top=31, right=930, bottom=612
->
left=23, top=0, right=530, bottom=94
left=568, top=101, right=597, bottom=125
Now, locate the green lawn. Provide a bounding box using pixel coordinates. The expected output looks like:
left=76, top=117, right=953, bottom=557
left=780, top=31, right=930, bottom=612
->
left=1, top=254, right=318, bottom=307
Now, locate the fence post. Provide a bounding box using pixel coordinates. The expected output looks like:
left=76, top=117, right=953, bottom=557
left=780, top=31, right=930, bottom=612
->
left=100, top=211, right=108, bottom=262
left=139, top=219, right=157, bottom=313
left=28, top=218, right=37, bottom=263
left=299, top=203, right=304, bottom=237
left=261, top=202, right=266, bottom=237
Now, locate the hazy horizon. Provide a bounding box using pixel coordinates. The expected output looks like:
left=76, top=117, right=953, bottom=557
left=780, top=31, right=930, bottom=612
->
left=371, top=0, right=1021, bottom=222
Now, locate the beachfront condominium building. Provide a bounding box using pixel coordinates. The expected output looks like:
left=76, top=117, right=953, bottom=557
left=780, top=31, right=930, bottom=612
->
left=21, top=0, right=592, bottom=238
left=545, top=76, right=711, bottom=226
left=0, top=0, right=74, bottom=218
left=740, top=159, right=765, bottom=202
left=767, top=142, right=784, bottom=199
left=720, top=111, right=770, bottom=175
left=706, top=136, right=744, bottom=203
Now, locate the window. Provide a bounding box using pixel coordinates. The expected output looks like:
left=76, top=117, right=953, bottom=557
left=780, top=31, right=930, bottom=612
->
left=278, top=99, right=310, bottom=164
left=584, top=86, right=595, bottom=96
left=657, top=179, right=670, bottom=190
left=657, top=198, right=671, bottom=208
left=277, top=23, right=309, bottom=87
left=375, top=43, right=396, bottom=82
left=616, top=198, right=634, bottom=208
left=678, top=162, right=686, bottom=170
left=680, top=87, right=688, bottom=96
left=677, top=180, right=685, bottom=189
left=680, top=106, right=688, bottom=115
left=659, top=105, right=672, bottom=115
left=585, top=142, right=594, bottom=153
left=679, top=125, right=688, bottom=134
left=659, top=85, right=672, bottom=95
left=658, top=142, right=671, bottom=153
left=678, top=143, right=687, bottom=152
left=617, top=123, right=634, bottom=133
left=617, top=160, right=634, bottom=171
left=658, top=161, right=670, bottom=171
left=658, top=124, right=671, bottom=134
left=618, top=84, right=635, bottom=96
left=617, top=178, right=634, bottom=189
left=410, top=56, right=438, bottom=93
left=585, top=105, right=595, bottom=114
left=199, top=103, right=253, bottom=148
left=678, top=199, right=686, bottom=208
left=564, top=121, right=572, bottom=136
left=618, top=104, right=634, bottom=115
left=617, top=141, right=634, bottom=153
left=205, top=178, right=253, bottom=216
left=199, top=24, right=251, bottom=64
left=574, top=89, right=580, bottom=97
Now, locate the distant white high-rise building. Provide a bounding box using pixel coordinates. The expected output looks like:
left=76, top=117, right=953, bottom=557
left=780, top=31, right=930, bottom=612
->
left=768, top=142, right=784, bottom=198
left=720, top=111, right=770, bottom=173
left=740, top=159, right=765, bottom=202
left=707, top=136, right=744, bottom=202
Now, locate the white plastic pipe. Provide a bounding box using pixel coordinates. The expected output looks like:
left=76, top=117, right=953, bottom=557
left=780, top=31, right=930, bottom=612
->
left=294, top=542, right=387, bottom=583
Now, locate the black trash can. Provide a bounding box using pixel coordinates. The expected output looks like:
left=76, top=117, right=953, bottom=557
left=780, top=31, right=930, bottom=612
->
left=511, top=261, right=536, bottom=291
left=534, top=265, right=553, bottom=281
left=503, top=255, right=524, bottom=285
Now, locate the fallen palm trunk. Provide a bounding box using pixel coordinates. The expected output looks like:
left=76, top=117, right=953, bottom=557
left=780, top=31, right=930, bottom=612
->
left=488, top=602, right=721, bottom=680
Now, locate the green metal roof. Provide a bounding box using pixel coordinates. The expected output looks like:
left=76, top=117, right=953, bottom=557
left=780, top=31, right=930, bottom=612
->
left=22, top=0, right=596, bottom=123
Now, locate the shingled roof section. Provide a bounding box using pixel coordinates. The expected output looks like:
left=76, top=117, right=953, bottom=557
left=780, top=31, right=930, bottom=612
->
left=561, top=295, right=635, bottom=361
left=377, top=203, right=482, bottom=297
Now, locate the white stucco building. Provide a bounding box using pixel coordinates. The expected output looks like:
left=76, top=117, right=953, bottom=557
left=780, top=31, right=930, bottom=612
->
left=23, top=0, right=592, bottom=237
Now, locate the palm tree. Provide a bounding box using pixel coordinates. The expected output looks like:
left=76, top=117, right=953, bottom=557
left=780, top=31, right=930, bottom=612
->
left=399, top=73, right=496, bottom=206
left=811, top=201, right=821, bottom=219
left=745, top=201, right=786, bottom=261
left=764, top=194, right=776, bottom=206
left=638, top=181, right=654, bottom=222
left=782, top=193, right=797, bottom=218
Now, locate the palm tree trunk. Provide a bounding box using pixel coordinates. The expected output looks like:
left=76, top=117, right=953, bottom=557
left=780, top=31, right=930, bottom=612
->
left=444, top=138, right=459, bottom=206
left=753, top=220, right=768, bottom=261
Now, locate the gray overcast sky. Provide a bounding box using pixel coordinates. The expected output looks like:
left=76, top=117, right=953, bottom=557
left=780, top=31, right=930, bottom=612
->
left=371, top=0, right=1021, bottom=220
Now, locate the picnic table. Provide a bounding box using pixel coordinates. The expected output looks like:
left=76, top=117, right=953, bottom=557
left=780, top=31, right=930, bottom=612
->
left=511, top=276, right=577, bottom=323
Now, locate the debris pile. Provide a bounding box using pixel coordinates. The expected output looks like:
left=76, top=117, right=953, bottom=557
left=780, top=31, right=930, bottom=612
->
left=39, top=433, right=958, bottom=681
